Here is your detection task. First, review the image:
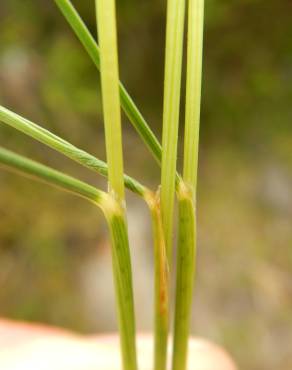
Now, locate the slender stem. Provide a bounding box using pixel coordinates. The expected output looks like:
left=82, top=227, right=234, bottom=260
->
left=172, top=180, right=196, bottom=370
left=172, top=2, right=204, bottom=368
left=144, top=191, right=169, bottom=370
left=94, top=2, right=138, bottom=369
left=0, top=146, right=104, bottom=204
left=0, top=105, right=146, bottom=197
left=183, top=0, right=205, bottom=190
left=102, top=200, right=138, bottom=370
left=54, top=0, right=162, bottom=165
left=95, top=0, right=124, bottom=200
left=161, top=0, right=186, bottom=262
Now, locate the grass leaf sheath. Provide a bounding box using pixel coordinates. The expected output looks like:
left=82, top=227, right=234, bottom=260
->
left=102, top=201, right=138, bottom=370
left=144, top=192, right=169, bottom=370
left=172, top=181, right=196, bottom=370
left=172, top=1, right=205, bottom=369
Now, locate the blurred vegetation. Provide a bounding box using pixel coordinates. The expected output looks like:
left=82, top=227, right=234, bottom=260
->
left=0, top=1, right=291, bottom=369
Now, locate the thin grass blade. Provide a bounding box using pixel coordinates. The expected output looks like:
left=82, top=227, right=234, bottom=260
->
left=0, top=105, right=146, bottom=197
left=0, top=146, right=104, bottom=204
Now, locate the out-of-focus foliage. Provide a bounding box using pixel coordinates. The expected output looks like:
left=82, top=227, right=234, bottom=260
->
left=0, top=1, right=291, bottom=369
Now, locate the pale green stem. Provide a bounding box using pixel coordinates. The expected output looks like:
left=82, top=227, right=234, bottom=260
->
left=183, top=0, right=205, bottom=190
left=144, top=191, right=169, bottom=370
left=102, top=201, right=138, bottom=370
left=0, top=105, right=146, bottom=197
left=95, top=0, right=125, bottom=200
left=161, top=0, right=186, bottom=263
left=94, top=2, right=138, bottom=369
left=172, top=180, right=196, bottom=370
left=172, top=2, right=205, bottom=368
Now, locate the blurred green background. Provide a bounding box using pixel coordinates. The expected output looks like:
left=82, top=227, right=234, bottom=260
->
left=0, top=1, right=291, bottom=369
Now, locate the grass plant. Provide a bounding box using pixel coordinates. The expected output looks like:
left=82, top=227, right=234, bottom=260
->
left=0, top=1, right=205, bottom=369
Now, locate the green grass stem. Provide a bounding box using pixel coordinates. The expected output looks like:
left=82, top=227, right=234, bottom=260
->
left=145, top=191, right=169, bottom=370
left=95, top=1, right=138, bottom=368
left=172, top=2, right=204, bottom=368
left=172, top=180, right=196, bottom=370
left=102, top=204, right=138, bottom=370
left=161, top=0, right=186, bottom=262
left=95, top=0, right=124, bottom=200
left=183, top=0, right=205, bottom=191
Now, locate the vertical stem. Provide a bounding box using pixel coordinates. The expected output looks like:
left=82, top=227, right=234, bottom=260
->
left=161, top=0, right=186, bottom=264
left=95, top=2, right=137, bottom=369
left=172, top=181, right=196, bottom=370
left=183, top=0, right=205, bottom=190
left=95, top=0, right=124, bottom=200
left=102, top=198, right=138, bottom=370
left=172, top=1, right=204, bottom=369
left=145, top=191, right=169, bottom=370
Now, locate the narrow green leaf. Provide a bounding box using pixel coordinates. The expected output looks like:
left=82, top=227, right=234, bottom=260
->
left=0, top=105, right=146, bottom=197
left=0, top=146, right=104, bottom=204
left=172, top=180, right=196, bottom=370
left=54, top=0, right=162, bottom=165
left=161, top=0, right=186, bottom=261
left=183, top=0, right=205, bottom=190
